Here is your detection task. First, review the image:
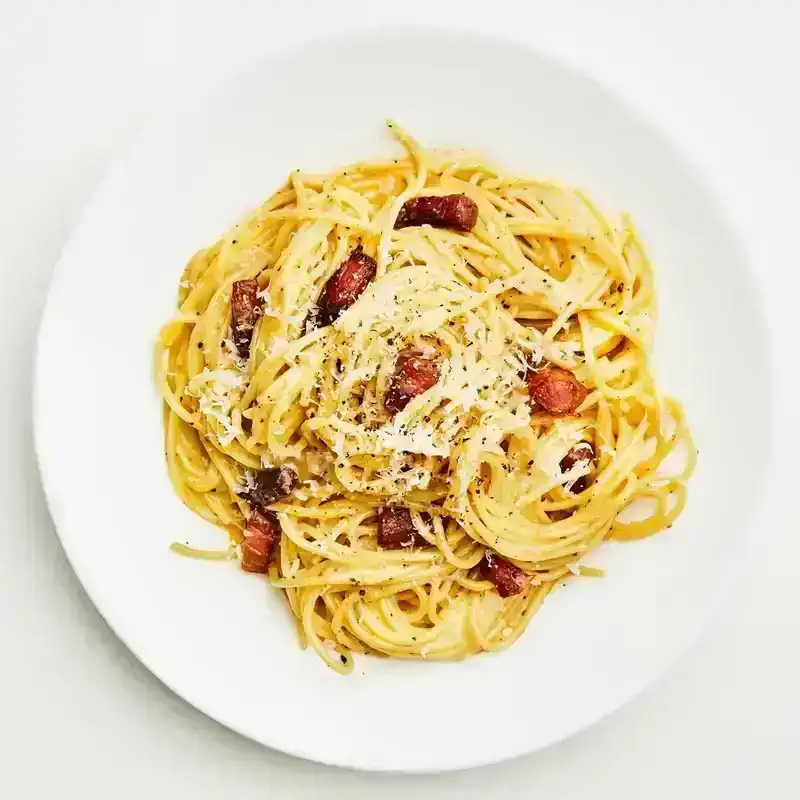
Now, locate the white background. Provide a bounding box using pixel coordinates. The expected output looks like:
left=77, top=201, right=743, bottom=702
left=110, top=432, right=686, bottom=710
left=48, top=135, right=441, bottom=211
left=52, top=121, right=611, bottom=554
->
left=1, top=0, right=797, bottom=797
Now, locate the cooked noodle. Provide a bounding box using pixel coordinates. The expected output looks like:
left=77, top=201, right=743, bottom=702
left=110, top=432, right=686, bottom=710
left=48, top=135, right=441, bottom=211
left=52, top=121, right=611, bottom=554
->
left=156, top=122, right=695, bottom=673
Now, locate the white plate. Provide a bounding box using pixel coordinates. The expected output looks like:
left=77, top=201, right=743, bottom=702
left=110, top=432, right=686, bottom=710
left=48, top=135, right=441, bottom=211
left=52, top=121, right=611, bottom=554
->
left=34, top=28, right=773, bottom=772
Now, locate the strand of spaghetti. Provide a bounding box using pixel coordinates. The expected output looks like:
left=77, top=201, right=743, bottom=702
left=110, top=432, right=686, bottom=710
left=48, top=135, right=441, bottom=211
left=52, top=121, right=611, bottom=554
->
left=377, top=121, right=428, bottom=275
left=258, top=208, right=378, bottom=232
left=155, top=345, right=197, bottom=425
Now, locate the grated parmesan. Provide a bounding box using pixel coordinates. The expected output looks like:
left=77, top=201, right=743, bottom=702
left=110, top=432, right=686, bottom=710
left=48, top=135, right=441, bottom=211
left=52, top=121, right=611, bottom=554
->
left=185, top=368, right=246, bottom=446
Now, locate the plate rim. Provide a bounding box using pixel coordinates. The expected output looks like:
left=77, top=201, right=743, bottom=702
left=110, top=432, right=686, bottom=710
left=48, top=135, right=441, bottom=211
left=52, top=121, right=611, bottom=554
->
left=32, top=24, right=776, bottom=773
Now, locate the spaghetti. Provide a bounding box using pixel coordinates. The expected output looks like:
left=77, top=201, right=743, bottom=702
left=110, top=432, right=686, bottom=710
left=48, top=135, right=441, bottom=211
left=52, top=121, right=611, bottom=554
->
left=156, top=122, right=695, bottom=673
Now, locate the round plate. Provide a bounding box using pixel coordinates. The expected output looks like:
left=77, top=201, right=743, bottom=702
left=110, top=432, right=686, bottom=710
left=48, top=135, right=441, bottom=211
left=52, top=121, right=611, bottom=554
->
left=34, top=28, right=772, bottom=772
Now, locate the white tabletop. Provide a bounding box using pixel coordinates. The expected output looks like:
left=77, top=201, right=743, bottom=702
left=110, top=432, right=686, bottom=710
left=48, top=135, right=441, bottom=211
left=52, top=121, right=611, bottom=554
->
left=1, top=0, right=797, bottom=796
